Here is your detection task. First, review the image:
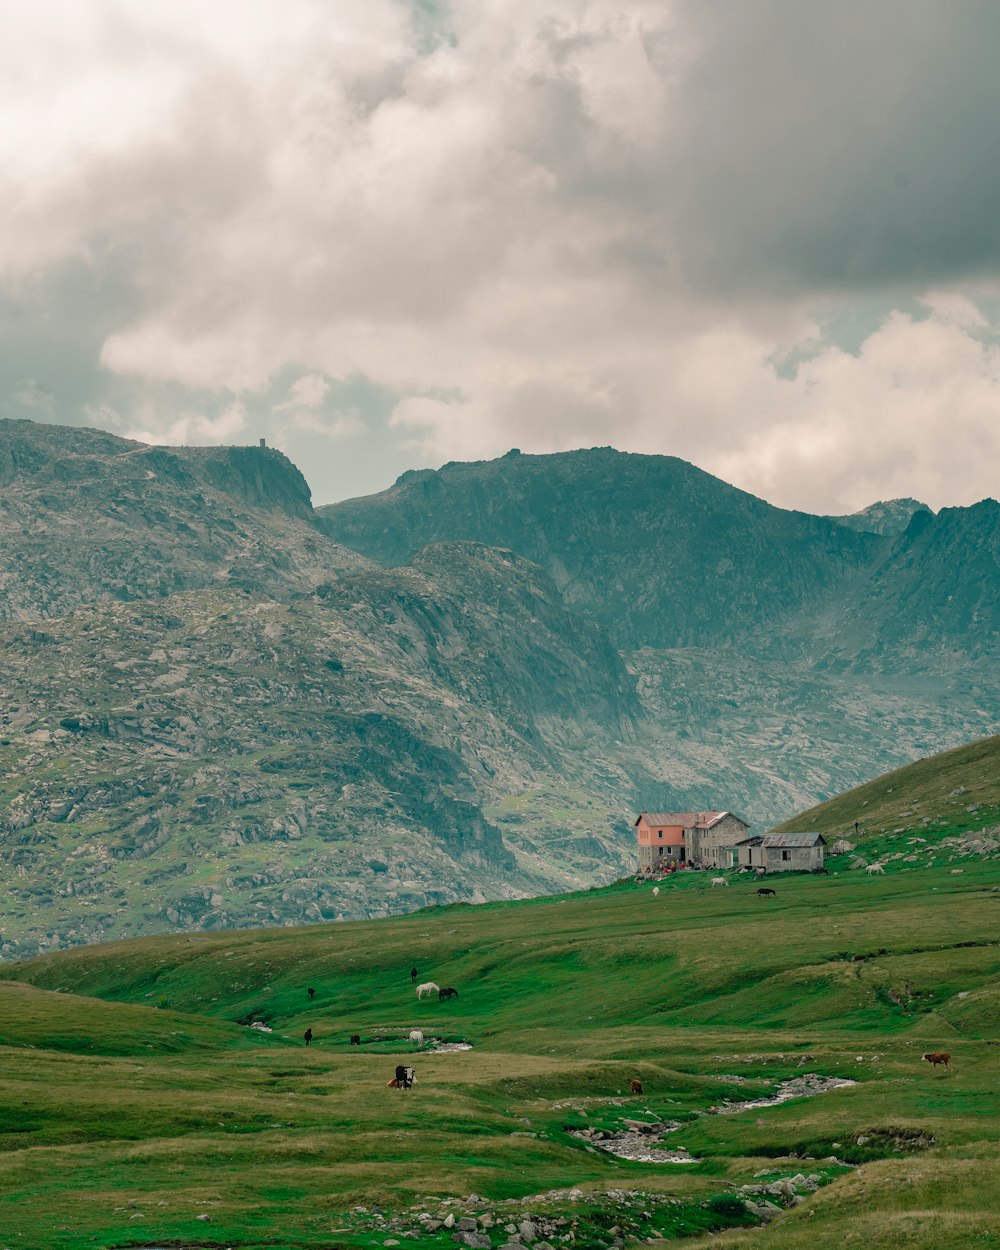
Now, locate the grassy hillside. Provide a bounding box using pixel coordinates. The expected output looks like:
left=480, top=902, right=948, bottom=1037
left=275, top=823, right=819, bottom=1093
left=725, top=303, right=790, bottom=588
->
left=2, top=861, right=1000, bottom=1249
left=774, top=734, right=1000, bottom=855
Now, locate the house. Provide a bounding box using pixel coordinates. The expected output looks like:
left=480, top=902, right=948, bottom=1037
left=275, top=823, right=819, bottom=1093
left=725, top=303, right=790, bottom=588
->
left=735, top=832, right=826, bottom=872
left=635, top=810, right=751, bottom=872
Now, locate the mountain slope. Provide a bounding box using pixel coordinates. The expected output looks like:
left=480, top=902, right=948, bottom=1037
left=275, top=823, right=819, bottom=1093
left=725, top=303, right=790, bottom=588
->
left=773, top=733, right=1000, bottom=847
left=822, top=502, right=1000, bottom=670
left=318, top=448, right=885, bottom=651
left=0, top=542, right=646, bottom=956
left=0, top=417, right=363, bottom=618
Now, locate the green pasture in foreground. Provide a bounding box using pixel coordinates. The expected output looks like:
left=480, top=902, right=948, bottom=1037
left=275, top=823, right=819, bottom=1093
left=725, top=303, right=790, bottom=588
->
left=2, top=863, right=1000, bottom=1249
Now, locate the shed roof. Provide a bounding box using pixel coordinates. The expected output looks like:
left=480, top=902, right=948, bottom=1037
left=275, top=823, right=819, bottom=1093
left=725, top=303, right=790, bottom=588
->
left=761, top=832, right=827, bottom=848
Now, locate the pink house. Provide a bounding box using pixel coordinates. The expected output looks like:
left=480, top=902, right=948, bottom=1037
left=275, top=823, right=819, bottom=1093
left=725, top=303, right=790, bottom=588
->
left=635, top=810, right=750, bottom=871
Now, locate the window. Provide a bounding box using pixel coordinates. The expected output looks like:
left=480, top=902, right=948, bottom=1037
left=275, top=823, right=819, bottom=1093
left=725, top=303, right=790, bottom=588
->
left=658, top=830, right=663, bottom=839
left=782, top=850, right=790, bottom=861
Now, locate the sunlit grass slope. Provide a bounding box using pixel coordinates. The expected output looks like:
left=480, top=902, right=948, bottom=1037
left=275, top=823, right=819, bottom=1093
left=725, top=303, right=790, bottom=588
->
left=773, top=732, right=1000, bottom=845
left=2, top=861, right=1000, bottom=1249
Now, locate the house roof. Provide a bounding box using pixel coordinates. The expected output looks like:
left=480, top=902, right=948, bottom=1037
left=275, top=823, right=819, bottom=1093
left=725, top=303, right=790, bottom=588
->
left=635, top=811, right=748, bottom=829
left=635, top=811, right=717, bottom=828
left=761, top=832, right=827, bottom=848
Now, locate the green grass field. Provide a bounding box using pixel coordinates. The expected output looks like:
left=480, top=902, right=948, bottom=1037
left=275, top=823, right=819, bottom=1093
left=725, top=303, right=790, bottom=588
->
left=2, top=857, right=1000, bottom=1250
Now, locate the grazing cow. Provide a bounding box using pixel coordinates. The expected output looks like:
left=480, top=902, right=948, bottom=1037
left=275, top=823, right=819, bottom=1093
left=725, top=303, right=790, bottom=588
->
left=922, top=1051, right=951, bottom=1068
left=303, top=1028, right=313, bottom=1046
left=409, top=1030, right=424, bottom=1042
left=866, top=863, right=885, bottom=875
left=652, top=886, right=659, bottom=897
left=438, top=987, right=459, bottom=1001
left=756, top=887, right=776, bottom=898
left=416, top=981, right=440, bottom=999
left=711, top=877, right=729, bottom=887
left=630, top=1079, right=643, bottom=1095
left=349, top=1034, right=361, bottom=1046
left=307, top=987, right=316, bottom=1000
left=410, top=967, right=419, bottom=982
left=389, top=1064, right=415, bottom=1089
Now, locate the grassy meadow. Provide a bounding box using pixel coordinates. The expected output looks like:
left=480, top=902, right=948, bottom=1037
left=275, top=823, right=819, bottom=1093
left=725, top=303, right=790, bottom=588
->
left=1, top=855, right=1000, bottom=1249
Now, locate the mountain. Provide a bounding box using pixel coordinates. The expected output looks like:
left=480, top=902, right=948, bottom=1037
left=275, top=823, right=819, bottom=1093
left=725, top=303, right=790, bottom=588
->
left=0, top=418, right=362, bottom=618
left=318, top=448, right=886, bottom=652
left=826, top=497, right=932, bottom=536
left=0, top=422, right=998, bottom=957
left=0, top=539, right=644, bottom=956
left=820, top=501, right=1000, bottom=670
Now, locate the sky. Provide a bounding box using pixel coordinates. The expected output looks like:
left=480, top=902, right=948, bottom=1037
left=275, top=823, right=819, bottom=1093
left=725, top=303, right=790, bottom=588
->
left=2, top=1, right=1000, bottom=512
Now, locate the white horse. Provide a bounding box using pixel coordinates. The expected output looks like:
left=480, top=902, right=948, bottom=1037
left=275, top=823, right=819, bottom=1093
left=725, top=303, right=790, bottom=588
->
left=652, top=886, right=659, bottom=897
left=866, top=863, right=885, bottom=876
left=711, top=877, right=729, bottom=887
left=415, top=981, right=440, bottom=999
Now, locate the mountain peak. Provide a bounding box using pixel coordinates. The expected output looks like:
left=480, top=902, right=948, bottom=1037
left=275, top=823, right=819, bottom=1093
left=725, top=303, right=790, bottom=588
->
left=827, top=497, right=933, bottom=536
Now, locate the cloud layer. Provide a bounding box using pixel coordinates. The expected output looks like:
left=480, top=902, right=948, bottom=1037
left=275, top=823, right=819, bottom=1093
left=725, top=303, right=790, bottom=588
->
left=2, top=0, right=1000, bottom=509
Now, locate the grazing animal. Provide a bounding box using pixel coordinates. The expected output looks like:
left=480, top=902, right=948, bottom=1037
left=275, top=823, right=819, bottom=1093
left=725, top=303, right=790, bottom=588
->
left=389, top=1064, right=415, bottom=1088
left=349, top=1034, right=361, bottom=1046
left=652, top=886, right=659, bottom=897
left=410, top=967, right=419, bottom=982
left=630, top=1079, right=643, bottom=1095
left=756, top=887, right=776, bottom=897
left=754, top=867, right=766, bottom=878
left=416, top=981, right=440, bottom=999
left=307, top=987, right=315, bottom=1000
left=303, top=1028, right=313, bottom=1046
left=866, top=863, right=885, bottom=875
left=438, top=987, right=459, bottom=1001
left=409, top=1030, right=424, bottom=1042
left=711, top=877, right=729, bottom=887
left=923, top=1051, right=951, bottom=1068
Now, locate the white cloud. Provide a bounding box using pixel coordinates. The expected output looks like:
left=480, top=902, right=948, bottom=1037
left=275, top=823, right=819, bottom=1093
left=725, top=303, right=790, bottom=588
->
left=124, top=398, right=247, bottom=446
left=3, top=1, right=1000, bottom=509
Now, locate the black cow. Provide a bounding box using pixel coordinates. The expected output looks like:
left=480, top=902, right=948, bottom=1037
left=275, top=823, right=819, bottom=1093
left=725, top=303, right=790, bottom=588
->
left=756, top=887, right=776, bottom=898
left=350, top=1034, right=361, bottom=1045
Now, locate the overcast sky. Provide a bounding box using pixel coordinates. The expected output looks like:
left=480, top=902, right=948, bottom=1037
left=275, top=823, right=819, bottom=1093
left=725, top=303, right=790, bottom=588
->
left=3, top=1, right=1000, bottom=511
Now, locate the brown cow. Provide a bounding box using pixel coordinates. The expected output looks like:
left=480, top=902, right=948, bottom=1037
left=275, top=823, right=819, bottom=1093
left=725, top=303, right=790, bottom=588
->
left=630, top=1079, right=643, bottom=1095
left=922, top=1051, right=951, bottom=1067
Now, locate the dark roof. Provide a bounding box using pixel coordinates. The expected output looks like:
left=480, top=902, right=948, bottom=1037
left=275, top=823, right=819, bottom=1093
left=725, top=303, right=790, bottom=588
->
left=635, top=811, right=747, bottom=829
left=734, top=836, right=764, bottom=846
left=761, top=832, right=827, bottom=848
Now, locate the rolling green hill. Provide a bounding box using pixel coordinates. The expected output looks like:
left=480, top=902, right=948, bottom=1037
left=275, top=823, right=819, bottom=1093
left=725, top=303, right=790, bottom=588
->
left=2, top=854, right=1000, bottom=1249
left=774, top=734, right=1000, bottom=861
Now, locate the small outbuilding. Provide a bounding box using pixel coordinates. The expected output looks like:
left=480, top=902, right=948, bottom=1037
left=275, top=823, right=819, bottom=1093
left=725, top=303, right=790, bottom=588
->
left=735, top=832, right=826, bottom=872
